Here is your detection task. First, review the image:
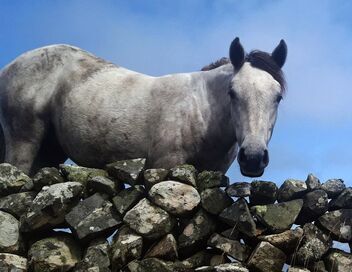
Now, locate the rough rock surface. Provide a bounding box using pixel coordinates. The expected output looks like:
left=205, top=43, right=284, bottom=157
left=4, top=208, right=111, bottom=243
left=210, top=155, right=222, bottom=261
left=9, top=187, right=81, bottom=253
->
left=226, top=182, right=251, bottom=197
left=219, top=198, right=256, bottom=237
left=0, top=191, right=36, bottom=218
left=0, top=211, right=23, bottom=254
left=143, top=168, right=169, bottom=189
left=317, top=209, right=352, bottom=242
left=145, top=233, right=178, bottom=260
left=200, top=187, right=233, bottom=215
left=321, top=178, right=346, bottom=198
left=207, top=233, right=249, bottom=262
left=251, top=199, right=303, bottom=233
left=294, top=223, right=332, bottom=265
left=324, top=249, right=352, bottom=272
left=195, top=263, right=249, bottom=271
left=278, top=179, right=307, bottom=202
left=124, top=258, right=175, bottom=272
left=106, top=158, right=146, bottom=186
left=247, top=241, right=286, bottom=272
left=258, top=227, right=303, bottom=254
left=149, top=181, right=200, bottom=215
left=287, top=268, right=310, bottom=272
left=87, top=175, right=121, bottom=196
left=60, top=164, right=108, bottom=187
left=178, top=209, right=217, bottom=257
left=112, top=185, right=145, bottom=215
left=65, top=193, right=121, bottom=241
left=74, top=238, right=110, bottom=272
left=28, top=235, right=81, bottom=272
left=32, top=167, right=64, bottom=191
left=196, top=171, right=229, bottom=191
left=249, top=181, right=278, bottom=205
left=0, top=253, right=27, bottom=272
left=123, top=198, right=175, bottom=239
left=20, top=182, right=83, bottom=231
left=0, top=163, right=31, bottom=196
left=169, top=164, right=197, bottom=187
left=329, top=188, right=352, bottom=210
left=110, top=226, right=143, bottom=271
left=305, top=173, right=321, bottom=190
left=295, top=189, right=328, bottom=224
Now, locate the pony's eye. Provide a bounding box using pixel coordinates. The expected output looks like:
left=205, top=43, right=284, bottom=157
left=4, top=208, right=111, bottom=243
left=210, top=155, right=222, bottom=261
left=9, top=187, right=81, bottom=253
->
left=276, top=95, right=283, bottom=103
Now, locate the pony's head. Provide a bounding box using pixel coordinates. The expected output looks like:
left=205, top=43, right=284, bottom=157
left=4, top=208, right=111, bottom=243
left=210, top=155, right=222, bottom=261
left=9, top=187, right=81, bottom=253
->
left=229, top=38, right=287, bottom=177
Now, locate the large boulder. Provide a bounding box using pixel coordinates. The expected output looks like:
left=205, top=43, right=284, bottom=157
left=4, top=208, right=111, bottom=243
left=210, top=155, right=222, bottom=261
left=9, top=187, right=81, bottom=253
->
left=247, top=241, right=286, bottom=272
left=251, top=199, right=303, bottom=233
left=0, top=163, right=31, bottom=196
left=305, top=173, right=321, bottom=191
left=249, top=181, right=278, bottom=205
left=321, top=179, right=346, bottom=198
left=226, top=182, right=251, bottom=197
left=110, top=226, right=143, bottom=271
left=123, top=198, right=175, bottom=239
left=0, top=211, right=23, bottom=254
left=28, top=235, right=81, bottom=272
left=106, top=158, right=146, bottom=186
left=219, top=198, right=256, bottom=237
left=317, top=209, right=352, bottom=242
left=65, top=193, right=121, bottom=241
left=200, top=187, right=233, bottom=215
left=0, top=191, right=36, bottom=218
left=32, top=167, right=64, bottom=191
left=278, top=179, right=307, bottom=202
left=0, top=253, right=27, bottom=272
left=149, top=181, right=200, bottom=215
left=20, top=182, right=83, bottom=232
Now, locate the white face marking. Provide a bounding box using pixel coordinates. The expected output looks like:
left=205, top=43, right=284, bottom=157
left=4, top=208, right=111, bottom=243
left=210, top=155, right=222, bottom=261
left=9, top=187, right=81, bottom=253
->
left=230, top=62, right=282, bottom=148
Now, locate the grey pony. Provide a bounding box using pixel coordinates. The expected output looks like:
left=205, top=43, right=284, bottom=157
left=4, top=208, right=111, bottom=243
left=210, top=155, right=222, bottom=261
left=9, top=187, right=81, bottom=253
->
left=0, top=38, right=287, bottom=176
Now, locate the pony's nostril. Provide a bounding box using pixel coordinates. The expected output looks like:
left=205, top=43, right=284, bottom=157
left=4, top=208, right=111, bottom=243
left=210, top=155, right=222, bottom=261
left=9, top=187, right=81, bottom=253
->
left=263, top=149, right=269, bottom=166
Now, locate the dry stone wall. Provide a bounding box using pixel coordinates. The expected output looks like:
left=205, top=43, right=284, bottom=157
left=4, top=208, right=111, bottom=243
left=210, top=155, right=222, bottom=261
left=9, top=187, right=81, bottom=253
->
left=0, top=159, right=351, bottom=272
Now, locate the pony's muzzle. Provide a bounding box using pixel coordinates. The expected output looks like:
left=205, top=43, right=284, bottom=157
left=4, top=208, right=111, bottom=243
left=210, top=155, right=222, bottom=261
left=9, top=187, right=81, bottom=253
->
left=237, top=147, right=269, bottom=177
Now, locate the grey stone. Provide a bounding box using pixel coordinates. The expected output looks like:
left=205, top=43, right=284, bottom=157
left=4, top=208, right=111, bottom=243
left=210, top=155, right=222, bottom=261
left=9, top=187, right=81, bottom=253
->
left=226, top=182, right=251, bottom=197
left=220, top=228, right=239, bottom=240
left=295, top=189, right=328, bottom=224
left=247, top=241, right=286, bottom=272
left=28, top=235, right=81, bottom=272
left=0, top=253, right=27, bottom=272
left=305, top=173, right=321, bottom=190
left=149, top=181, right=200, bottom=215
left=0, top=163, right=31, bottom=196
left=123, top=198, right=175, bottom=239
left=251, top=199, right=303, bottom=233
left=65, top=193, right=121, bottom=241
left=112, top=185, right=145, bottom=216
left=287, top=268, right=310, bottom=272
left=200, top=188, right=233, bottom=215
left=60, top=164, right=108, bottom=187
left=169, top=164, right=197, bottom=187
left=178, top=209, right=217, bottom=257
left=105, top=158, right=146, bottom=186
left=145, top=233, right=178, bottom=260
left=207, top=233, right=250, bottom=262
left=329, top=188, right=352, bottom=210
left=219, top=198, right=256, bottom=237
left=123, top=258, right=175, bottom=272
left=20, top=182, right=83, bottom=232
left=325, top=249, right=352, bottom=272
left=278, top=179, right=307, bottom=202
left=110, top=225, right=143, bottom=271
left=307, top=261, right=328, bottom=272
left=258, top=226, right=303, bottom=254
left=32, top=167, right=64, bottom=191
left=87, top=175, right=121, bottom=196
left=178, top=250, right=215, bottom=269
left=0, top=191, right=36, bottom=218
left=317, top=209, right=352, bottom=242
left=74, top=238, right=110, bottom=272
left=249, top=180, right=278, bottom=205
left=295, top=223, right=332, bottom=264
left=321, top=178, right=346, bottom=198
left=0, top=211, right=23, bottom=254
left=143, top=168, right=169, bottom=190
left=195, top=263, right=249, bottom=272
left=197, top=171, right=229, bottom=191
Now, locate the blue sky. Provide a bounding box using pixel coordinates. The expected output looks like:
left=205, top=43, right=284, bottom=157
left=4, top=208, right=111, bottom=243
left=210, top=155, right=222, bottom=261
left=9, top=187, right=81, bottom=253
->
left=0, top=0, right=351, bottom=187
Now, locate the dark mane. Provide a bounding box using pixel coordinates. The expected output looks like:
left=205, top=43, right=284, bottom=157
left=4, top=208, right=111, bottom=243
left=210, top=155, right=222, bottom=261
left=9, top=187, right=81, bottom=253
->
left=201, top=50, right=286, bottom=92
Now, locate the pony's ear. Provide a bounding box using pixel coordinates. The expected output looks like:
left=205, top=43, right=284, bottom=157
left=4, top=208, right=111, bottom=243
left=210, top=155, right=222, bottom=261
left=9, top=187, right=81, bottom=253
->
left=229, top=37, right=245, bottom=70
left=271, top=39, right=287, bottom=68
